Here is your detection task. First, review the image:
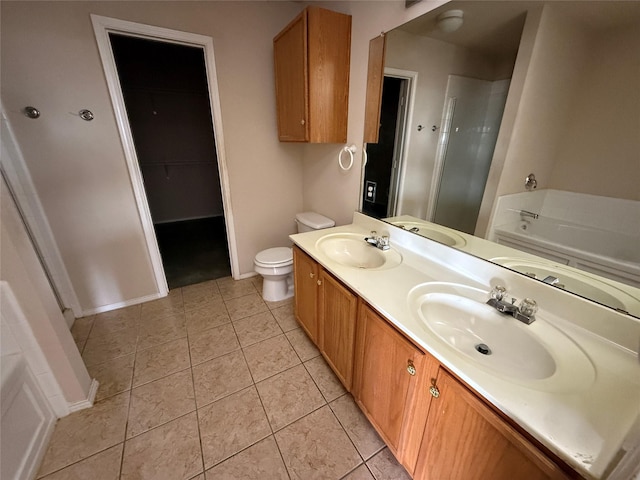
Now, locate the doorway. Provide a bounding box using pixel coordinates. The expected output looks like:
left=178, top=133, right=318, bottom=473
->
left=362, top=74, right=411, bottom=218
left=109, top=35, right=229, bottom=288
left=92, top=15, right=239, bottom=295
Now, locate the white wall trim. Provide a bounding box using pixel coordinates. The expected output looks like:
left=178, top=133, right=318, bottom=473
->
left=0, top=109, right=83, bottom=318
left=67, top=379, right=99, bottom=413
left=82, top=292, right=163, bottom=317
left=90, top=15, right=240, bottom=300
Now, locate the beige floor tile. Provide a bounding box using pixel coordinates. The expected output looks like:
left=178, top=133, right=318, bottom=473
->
left=265, top=297, right=294, bottom=310
left=192, top=350, right=253, bottom=407
left=133, top=337, right=190, bottom=386
left=342, top=464, right=375, bottom=480
left=91, top=305, right=141, bottom=336
left=140, top=290, right=184, bottom=320
left=330, top=395, right=385, bottom=460
left=82, top=327, right=137, bottom=367
left=366, top=448, right=410, bottom=480
left=224, top=292, right=268, bottom=321
left=305, top=356, right=347, bottom=402
left=185, top=300, right=231, bottom=335
left=127, top=369, right=195, bottom=438
left=182, top=284, right=223, bottom=313
left=87, top=354, right=135, bottom=401
left=70, top=316, right=94, bottom=343
left=199, top=386, right=271, bottom=468
left=275, top=406, right=362, bottom=480
left=137, top=313, right=187, bottom=351
left=233, top=311, right=283, bottom=347
left=271, top=303, right=298, bottom=332
left=256, top=364, right=325, bottom=431
left=217, top=277, right=258, bottom=300
left=76, top=338, right=87, bottom=354
left=191, top=475, right=205, bottom=480
left=285, top=328, right=320, bottom=361
left=204, top=436, right=288, bottom=480
left=243, top=334, right=300, bottom=382
left=38, top=444, right=123, bottom=480
left=38, top=392, right=130, bottom=477
left=121, top=412, right=203, bottom=480
left=188, top=323, right=240, bottom=365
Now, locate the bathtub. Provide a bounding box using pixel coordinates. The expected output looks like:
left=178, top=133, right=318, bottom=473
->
left=494, top=217, right=640, bottom=288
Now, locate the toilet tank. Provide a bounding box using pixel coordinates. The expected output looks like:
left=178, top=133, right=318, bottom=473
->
left=295, top=212, right=335, bottom=233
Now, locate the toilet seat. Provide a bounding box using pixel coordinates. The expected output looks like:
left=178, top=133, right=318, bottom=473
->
left=254, top=247, right=293, bottom=268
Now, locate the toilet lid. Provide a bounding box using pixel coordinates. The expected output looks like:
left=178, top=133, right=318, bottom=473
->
left=255, top=247, right=293, bottom=265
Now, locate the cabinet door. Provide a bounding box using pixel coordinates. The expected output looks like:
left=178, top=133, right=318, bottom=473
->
left=353, top=302, right=425, bottom=454
left=363, top=34, right=386, bottom=143
left=318, top=269, right=357, bottom=390
left=293, top=246, right=318, bottom=342
left=414, top=368, right=569, bottom=480
left=273, top=11, right=308, bottom=142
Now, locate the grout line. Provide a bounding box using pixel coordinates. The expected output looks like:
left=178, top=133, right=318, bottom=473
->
left=186, top=322, right=208, bottom=480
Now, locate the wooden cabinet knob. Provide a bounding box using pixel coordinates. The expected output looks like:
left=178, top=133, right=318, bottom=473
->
left=407, top=360, right=416, bottom=376
left=300, top=119, right=305, bottom=125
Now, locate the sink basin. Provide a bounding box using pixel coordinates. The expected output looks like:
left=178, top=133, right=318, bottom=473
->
left=408, top=282, right=595, bottom=391
left=316, top=233, right=402, bottom=270
left=491, top=257, right=640, bottom=315
left=388, top=220, right=466, bottom=247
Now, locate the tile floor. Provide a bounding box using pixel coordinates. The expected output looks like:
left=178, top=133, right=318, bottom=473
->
left=39, top=277, right=412, bottom=480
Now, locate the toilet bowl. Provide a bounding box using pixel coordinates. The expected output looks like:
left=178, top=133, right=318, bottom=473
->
left=254, top=247, right=294, bottom=302
left=254, top=212, right=335, bottom=302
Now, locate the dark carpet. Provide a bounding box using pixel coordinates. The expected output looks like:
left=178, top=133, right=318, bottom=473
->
left=154, top=216, right=231, bottom=289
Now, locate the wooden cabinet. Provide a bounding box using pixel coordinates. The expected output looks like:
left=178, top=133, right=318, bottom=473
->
left=293, top=246, right=319, bottom=342
left=363, top=34, right=386, bottom=144
left=293, top=246, right=357, bottom=390
left=293, top=245, right=577, bottom=479
left=318, top=270, right=357, bottom=389
left=352, top=302, right=438, bottom=474
left=273, top=6, right=351, bottom=143
left=414, top=367, right=571, bottom=480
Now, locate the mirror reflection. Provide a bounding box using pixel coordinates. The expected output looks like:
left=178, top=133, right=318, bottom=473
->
left=362, top=1, right=640, bottom=317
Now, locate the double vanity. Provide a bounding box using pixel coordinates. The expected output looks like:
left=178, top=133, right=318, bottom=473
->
left=290, top=212, right=640, bottom=480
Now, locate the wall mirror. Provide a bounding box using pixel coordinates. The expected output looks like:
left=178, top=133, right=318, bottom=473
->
left=361, top=0, right=640, bottom=318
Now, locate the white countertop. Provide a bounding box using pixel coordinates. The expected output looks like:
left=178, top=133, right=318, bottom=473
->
left=290, top=213, right=640, bottom=480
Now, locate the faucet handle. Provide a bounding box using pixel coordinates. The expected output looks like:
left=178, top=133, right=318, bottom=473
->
left=518, top=298, right=538, bottom=317
left=490, top=285, right=507, bottom=301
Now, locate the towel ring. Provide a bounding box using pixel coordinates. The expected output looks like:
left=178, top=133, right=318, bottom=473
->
left=339, top=144, right=357, bottom=171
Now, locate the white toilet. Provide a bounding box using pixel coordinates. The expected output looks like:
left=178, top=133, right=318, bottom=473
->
left=254, top=212, right=335, bottom=302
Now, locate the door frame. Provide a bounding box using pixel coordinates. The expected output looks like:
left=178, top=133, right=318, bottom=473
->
left=91, top=15, right=239, bottom=294
left=382, top=68, right=417, bottom=217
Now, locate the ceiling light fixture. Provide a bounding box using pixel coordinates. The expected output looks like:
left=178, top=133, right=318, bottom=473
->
left=436, top=9, right=464, bottom=33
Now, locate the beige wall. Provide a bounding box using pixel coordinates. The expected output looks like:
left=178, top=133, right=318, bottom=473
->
left=1, top=177, right=92, bottom=405
left=549, top=22, right=640, bottom=200
left=1, top=1, right=305, bottom=312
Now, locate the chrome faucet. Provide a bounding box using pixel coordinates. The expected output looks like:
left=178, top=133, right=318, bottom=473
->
left=364, top=231, right=390, bottom=251
left=520, top=210, right=539, bottom=220
left=486, top=285, right=538, bottom=325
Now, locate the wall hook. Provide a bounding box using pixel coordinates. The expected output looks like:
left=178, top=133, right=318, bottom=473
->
left=79, top=109, right=94, bottom=121
left=23, top=106, right=40, bottom=119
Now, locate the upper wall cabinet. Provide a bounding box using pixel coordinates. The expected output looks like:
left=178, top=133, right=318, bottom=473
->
left=273, top=7, right=352, bottom=143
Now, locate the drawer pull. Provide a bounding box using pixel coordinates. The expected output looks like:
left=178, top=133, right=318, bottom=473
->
left=317, top=279, right=322, bottom=286
left=310, top=272, right=315, bottom=278
left=406, top=360, right=416, bottom=376
left=429, top=385, right=440, bottom=398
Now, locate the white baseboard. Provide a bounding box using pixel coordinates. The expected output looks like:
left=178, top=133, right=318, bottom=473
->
left=237, top=271, right=259, bottom=280
left=81, top=292, right=164, bottom=316
left=67, top=379, right=99, bottom=413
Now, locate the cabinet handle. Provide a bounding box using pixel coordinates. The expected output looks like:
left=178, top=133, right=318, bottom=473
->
left=317, top=279, right=322, bottom=286
left=429, top=378, right=440, bottom=398
left=300, top=119, right=305, bottom=125
left=406, top=359, right=416, bottom=376
left=310, top=272, right=315, bottom=279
